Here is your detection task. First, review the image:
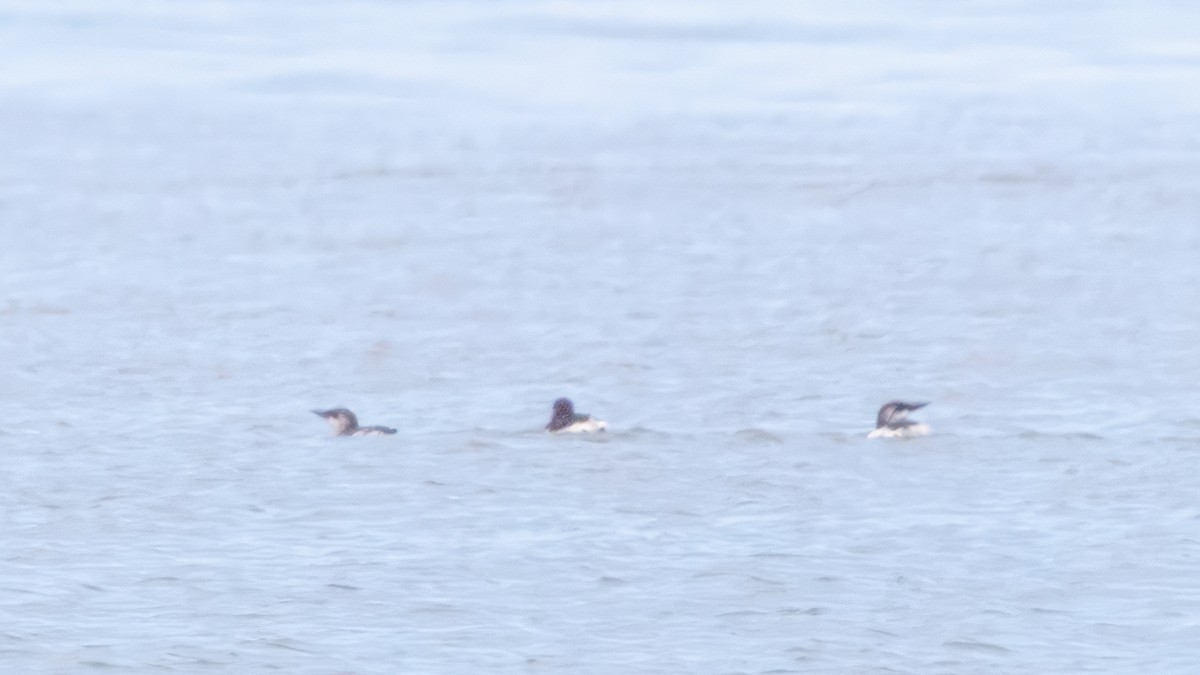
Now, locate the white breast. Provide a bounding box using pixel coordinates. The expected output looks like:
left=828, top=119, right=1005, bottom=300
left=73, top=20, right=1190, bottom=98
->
left=867, top=423, right=930, bottom=439
left=556, top=418, right=607, bottom=433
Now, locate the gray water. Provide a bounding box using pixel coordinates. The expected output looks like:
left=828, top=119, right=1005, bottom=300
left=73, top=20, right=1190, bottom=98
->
left=3, top=2, right=1200, bottom=673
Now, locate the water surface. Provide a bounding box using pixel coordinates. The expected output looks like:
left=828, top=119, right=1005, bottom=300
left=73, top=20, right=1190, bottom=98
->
left=2, top=2, right=1199, bottom=672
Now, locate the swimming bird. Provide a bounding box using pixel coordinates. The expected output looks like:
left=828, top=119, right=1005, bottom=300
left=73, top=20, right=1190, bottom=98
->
left=545, top=397, right=607, bottom=433
left=867, top=401, right=930, bottom=439
left=312, top=408, right=397, bottom=437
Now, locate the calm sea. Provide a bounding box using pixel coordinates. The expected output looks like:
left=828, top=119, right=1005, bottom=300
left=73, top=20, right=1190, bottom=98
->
left=2, top=2, right=1199, bottom=672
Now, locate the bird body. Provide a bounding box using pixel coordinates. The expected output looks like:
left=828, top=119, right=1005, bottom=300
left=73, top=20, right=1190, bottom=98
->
left=868, top=401, right=930, bottom=439
left=313, top=408, right=397, bottom=436
left=546, top=398, right=607, bottom=433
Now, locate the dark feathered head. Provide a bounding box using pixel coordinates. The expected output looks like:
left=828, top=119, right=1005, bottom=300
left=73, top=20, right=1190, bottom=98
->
left=876, top=401, right=927, bottom=429
left=313, top=408, right=359, bottom=435
left=547, top=398, right=576, bottom=431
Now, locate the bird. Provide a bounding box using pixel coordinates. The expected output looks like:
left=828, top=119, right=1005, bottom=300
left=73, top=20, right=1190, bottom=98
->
left=545, top=397, right=607, bottom=433
left=867, top=401, right=930, bottom=439
left=312, top=408, right=397, bottom=437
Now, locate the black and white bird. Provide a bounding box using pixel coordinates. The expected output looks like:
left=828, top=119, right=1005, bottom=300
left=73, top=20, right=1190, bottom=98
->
left=312, top=408, right=397, bottom=437
left=867, top=401, right=930, bottom=439
left=545, top=398, right=607, bottom=433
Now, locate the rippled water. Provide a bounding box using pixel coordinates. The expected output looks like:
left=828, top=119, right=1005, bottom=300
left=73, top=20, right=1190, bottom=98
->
left=3, top=2, right=1200, bottom=672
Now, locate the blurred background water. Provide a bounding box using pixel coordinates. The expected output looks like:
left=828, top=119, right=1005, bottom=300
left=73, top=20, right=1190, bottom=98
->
left=2, top=1, right=1199, bottom=672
